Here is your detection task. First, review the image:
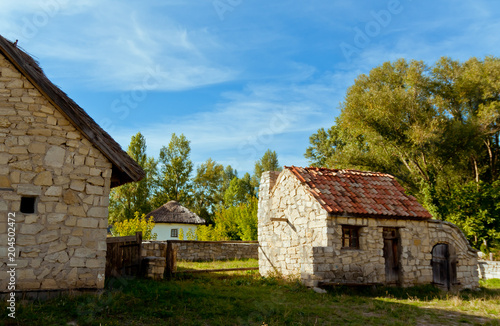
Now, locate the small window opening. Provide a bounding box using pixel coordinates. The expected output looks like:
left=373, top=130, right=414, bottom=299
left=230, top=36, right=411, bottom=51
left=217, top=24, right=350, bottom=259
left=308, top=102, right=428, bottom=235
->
left=20, top=196, right=36, bottom=214
left=171, top=229, right=178, bottom=238
left=341, top=225, right=360, bottom=249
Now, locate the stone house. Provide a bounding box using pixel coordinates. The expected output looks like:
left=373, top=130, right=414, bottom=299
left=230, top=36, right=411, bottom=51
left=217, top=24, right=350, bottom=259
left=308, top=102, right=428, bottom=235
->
left=144, top=200, right=205, bottom=240
left=258, top=167, right=479, bottom=290
left=0, top=36, right=144, bottom=294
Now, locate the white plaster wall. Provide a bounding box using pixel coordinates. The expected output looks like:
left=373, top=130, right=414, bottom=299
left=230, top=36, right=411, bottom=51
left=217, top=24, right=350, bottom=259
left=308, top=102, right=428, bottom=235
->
left=152, top=223, right=198, bottom=241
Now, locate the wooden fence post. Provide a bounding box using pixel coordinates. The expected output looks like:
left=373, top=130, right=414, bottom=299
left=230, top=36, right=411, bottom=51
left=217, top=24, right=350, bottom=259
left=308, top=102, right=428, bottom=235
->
left=165, top=241, right=177, bottom=279
left=136, top=231, right=143, bottom=276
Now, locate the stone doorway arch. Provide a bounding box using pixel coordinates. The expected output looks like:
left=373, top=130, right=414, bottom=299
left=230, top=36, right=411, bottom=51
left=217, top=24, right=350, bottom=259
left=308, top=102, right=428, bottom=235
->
left=431, top=243, right=458, bottom=290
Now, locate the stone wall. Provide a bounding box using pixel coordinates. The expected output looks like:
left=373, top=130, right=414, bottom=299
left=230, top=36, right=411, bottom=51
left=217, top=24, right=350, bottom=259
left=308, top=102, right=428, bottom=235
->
left=478, top=261, right=500, bottom=280
left=0, top=54, right=112, bottom=292
left=142, top=241, right=258, bottom=261
left=258, top=170, right=479, bottom=290
left=141, top=257, right=166, bottom=280
left=258, top=170, right=329, bottom=285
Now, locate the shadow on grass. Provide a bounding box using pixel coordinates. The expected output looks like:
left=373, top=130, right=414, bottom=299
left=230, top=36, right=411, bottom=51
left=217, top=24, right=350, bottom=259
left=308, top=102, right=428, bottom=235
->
left=1, top=275, right=499, bottom=326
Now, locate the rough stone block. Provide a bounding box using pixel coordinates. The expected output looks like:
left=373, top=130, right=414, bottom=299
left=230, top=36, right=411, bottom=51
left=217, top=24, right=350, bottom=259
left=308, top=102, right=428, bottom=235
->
left=77, top=218, right=99, bottom=228
left=17, top=184, right=41, bottom=195
left=86, top=185, right=103, bottom=195
left=70, top=180, right=85, bottom=191
left=44, top=146, right=66, bottom=168
left=37, top=230, right=60, bottom=244
left=87, top=207, right=107, bottom=218
left=44, top=185, right=62, bottom=197
left=70, top=257, right=86, bottom=267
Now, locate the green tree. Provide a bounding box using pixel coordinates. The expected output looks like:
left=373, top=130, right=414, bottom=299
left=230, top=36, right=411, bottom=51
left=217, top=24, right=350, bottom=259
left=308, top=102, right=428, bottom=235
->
left=252, top=149, right=282, bottom=191
left=109, top=132, right=156, bottom=224
left=112, top=212, right=157, bottom=240
left=186, top=227, right=197, bottom=240
left=306, top=56, right=500, bottom=248
left=191, top=158, right=225, bottom=223
left=196, top=197, right=258, bottom=241
left=444, top=181, right=500, bottom=249
left=224, top=173, right=254, bottom=207
left=154, top=133, right=193, bottom=207
left=222, top=165, right=238, bottom=194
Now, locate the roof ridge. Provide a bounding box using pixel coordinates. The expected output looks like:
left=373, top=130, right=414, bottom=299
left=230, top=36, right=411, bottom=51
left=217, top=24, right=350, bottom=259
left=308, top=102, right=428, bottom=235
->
left=284, top=166, right=394, bottom=178
left=283, top=166, right=431, bottom=220
left=0, top=35, right=145, bottom=187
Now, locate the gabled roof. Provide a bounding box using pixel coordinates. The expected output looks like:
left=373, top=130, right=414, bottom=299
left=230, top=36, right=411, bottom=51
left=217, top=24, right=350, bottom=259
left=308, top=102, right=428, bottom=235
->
left=145, top=201, right=206, bottom=225
left=0, top=35, right=144, bottom=187
left=286, top=166, right=432, bottom=219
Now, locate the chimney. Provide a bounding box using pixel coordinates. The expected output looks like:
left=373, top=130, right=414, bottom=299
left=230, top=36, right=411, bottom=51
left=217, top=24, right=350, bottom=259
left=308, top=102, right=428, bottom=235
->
left=258, top=171, right=280, bottom=223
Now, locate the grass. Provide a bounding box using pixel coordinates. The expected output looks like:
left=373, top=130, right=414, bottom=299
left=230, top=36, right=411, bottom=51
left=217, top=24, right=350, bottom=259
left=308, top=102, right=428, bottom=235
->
left=176, top=258, right=259, bottom=274
left=1, top=262, right=499, bottom=325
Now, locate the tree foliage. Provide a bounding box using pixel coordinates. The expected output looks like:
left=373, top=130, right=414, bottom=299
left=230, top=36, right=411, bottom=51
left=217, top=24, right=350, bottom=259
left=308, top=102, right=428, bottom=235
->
left=196, top=197, right=258, bottom=241
left=109, top=135, right=282, bottom=243
left=112, top=212, right=157, bottom=240
left=252, top=149, right=282, bottom=191
left=305, top=56, right=500, bottom=248
left=109, top=132, right=156, bottom=224
left=155, top=133, right=193, bottom=207
left=191, top=158, right=225, bottom=223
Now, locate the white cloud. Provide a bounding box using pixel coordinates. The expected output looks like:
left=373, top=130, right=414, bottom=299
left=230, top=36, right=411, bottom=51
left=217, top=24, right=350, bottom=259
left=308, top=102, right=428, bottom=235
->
left=111, top=69, right=352, bottom=173
left=1, top=0, right=237, bottom=91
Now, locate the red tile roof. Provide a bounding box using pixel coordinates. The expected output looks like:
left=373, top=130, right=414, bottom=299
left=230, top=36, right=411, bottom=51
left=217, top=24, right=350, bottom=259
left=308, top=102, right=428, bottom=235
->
left=286, top=166, right=432, bottom=219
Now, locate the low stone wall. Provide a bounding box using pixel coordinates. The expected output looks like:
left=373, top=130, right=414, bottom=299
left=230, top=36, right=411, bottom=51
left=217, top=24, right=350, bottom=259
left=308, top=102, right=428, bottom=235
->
left=142, top=257, right=166, bottom=280
left=478, top=261, right=500, bottom=280
left=142, top=241, right=258, bottom=262
left=142, top=241, right=167, bottom=259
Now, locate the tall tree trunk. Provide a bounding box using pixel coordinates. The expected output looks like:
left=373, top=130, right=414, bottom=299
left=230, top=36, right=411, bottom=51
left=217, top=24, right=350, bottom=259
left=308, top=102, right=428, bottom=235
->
left=484, top=139, right=495, bottom=181
left=472, top=156, right=479, bottom=184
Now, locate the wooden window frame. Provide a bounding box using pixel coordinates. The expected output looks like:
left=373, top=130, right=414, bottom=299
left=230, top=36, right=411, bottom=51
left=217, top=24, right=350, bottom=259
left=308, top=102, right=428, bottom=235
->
left=341, top=225, right=360, bottom=249
left=171, top=228, right=178, bottom=238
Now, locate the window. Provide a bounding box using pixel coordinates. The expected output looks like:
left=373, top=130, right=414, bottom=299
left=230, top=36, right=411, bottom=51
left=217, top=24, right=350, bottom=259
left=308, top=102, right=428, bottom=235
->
left=341, top=226, right=360, bottom=249
left=20, top=196, right=36, bottom=214
left=171, top=229, right=178, bottom=238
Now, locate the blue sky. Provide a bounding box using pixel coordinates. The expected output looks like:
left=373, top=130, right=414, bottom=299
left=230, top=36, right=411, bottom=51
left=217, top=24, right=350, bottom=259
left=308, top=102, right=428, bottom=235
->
left=1, top=0, right=499, bottom=175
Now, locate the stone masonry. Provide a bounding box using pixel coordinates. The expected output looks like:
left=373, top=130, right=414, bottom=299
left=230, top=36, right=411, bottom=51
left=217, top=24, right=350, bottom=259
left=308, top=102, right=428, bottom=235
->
left=0, top=55, right=112, bottom=292
left=258, top=170, right=479, bottom=290
left=478, top=261, right=500, bottom=280
left=142, top=241, right=258, bottom=262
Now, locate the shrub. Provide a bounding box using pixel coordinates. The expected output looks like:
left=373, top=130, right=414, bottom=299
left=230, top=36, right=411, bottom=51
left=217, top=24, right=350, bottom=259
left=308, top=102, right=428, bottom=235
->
left=112, top=212, right=157, bottom=240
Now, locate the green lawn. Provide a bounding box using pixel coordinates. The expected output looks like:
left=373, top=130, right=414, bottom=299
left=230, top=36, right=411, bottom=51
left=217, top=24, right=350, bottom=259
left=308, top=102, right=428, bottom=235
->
left=176, top=258, right=259, bottom=274
left=1, top=265, right=499, bottom=325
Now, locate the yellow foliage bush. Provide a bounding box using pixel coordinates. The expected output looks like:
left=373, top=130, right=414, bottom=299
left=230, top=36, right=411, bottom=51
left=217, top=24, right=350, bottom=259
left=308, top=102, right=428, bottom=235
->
left=112, top=212, right=157, bottom=240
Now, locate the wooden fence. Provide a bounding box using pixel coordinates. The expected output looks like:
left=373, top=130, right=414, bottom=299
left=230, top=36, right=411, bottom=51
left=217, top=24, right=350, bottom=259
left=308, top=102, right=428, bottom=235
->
left=106, top=232, right=143, bottom=278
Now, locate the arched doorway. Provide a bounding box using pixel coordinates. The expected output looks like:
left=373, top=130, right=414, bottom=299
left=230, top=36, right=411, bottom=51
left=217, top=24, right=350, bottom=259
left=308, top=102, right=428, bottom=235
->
left=431, top=243, right=458, bottom=290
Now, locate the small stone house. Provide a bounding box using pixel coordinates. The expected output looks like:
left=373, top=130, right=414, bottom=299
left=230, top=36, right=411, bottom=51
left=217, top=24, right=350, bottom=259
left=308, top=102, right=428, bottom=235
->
left=0, top=36, right=144, bottom=294
left=144, top=200, right=205, bottom=240
left=258, top=167, right=479, bottom=290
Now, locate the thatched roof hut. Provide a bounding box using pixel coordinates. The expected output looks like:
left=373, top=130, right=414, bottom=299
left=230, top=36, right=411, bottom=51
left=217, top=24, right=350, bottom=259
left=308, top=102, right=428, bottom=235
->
left=145, top=201, right=206, bottom=225
left=0, top=35, right=144, bottom=187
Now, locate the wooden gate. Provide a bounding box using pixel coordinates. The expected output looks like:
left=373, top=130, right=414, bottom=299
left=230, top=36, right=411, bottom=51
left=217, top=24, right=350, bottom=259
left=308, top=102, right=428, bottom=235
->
left=383, top=228, right=400, bottom=285
left=106, top=232, right=143, bottom=278
left=432, top=243, right=458, bottom=289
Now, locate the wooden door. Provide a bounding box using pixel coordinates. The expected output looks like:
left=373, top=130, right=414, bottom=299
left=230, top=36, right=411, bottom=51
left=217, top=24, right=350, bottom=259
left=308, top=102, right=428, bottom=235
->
left=432, top=244, right=449, bottom=289
left=383, top=228, right=400, bottom=284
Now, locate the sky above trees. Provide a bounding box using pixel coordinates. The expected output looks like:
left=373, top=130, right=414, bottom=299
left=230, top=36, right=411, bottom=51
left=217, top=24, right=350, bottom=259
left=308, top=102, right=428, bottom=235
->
left=1, top=0, right=499, bottom=174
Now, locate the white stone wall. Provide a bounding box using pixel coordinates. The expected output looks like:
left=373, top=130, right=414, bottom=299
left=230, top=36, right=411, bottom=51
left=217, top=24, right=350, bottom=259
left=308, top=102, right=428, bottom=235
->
left=478, top=261, right=500, bottom=280
left=258, top=170, right=479, bottom=290
left=258, top=170, right=329, bottom=286
left=0, top=54, right=112, bottom=292
left=152, top=223, right=198, bottom=241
